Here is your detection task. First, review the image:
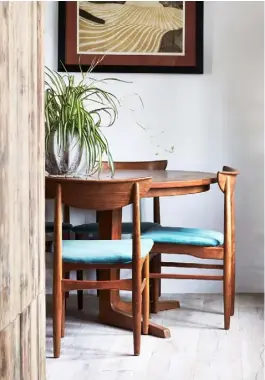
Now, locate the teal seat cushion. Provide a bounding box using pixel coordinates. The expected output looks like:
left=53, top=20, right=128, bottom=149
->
left=45, top=222, right=73, bottom=234
left=60, top=239, right=154, bottom=264
left=72, top=222, right=160, bottom=238
left=142, top=226, right=224, bottom=247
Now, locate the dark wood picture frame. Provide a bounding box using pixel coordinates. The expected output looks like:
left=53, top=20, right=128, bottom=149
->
left=58, top=1, right=203, bottom=74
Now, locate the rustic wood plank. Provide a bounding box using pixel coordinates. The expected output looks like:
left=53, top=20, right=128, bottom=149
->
left=30, top=299, right=39, bottom=380
left=20, top=297, right=44, bottom=380
left=20, top=306, right=31, bottom=380
left=38, top=292, right=46, bottom=380
left=19, top=2, right=31, bottom=312
left=8, top=0, right=22, bottom=338
left=0, top=1, right=11, bottom=333
left=0, top=317, right=21, bottom=380
left=29, top=0, right=38, bottom=300
left=37, top=1, right=45, bottom=297
left=0, top=326, right=12, bottom=379
left=0, top=2, right=45, bottom=379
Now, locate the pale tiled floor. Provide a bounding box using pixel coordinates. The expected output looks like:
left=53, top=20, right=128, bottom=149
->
left=46, top=293, right=264, bottom=380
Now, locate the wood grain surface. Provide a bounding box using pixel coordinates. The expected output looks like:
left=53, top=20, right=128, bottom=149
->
left=0, top=2, right=45, bottom=379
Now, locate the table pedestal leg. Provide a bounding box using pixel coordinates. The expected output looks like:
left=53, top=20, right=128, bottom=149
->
left=97, top=209, right=171, bottom=339
left=151, top=299, right=180, bottom=313
left=150, top=253, right=180, bottom=313
left=117, top=298, right=180, bottom=314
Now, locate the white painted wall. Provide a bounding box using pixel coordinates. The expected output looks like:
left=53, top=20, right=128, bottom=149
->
left=45, top=1, right=264, bottom=293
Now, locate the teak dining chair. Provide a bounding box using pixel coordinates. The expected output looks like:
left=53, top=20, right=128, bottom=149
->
left=142, top=166, right=239, bottom=329
left=73, top=160, right=167, bottom=309
left=51, top=176, right=153, bottom=357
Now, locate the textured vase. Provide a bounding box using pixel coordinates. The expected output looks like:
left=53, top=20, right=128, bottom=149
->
left=45, top=131, right=88, bottom=175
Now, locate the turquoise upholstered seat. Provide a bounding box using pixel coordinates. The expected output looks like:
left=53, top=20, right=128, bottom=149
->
left=45, top=222, right=73, bottom=234
left=72, top=222, right=159, bottom=238
left=60, top=239, right=154, bottom=264
left=141, top=226, right=224, bottom=247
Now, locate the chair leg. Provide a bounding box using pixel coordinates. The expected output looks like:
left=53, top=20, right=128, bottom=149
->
left=77, top=270, right=84, bottom=310
left=152, top=278, right=160, bottom=314
left=150, top=255, right=159, bottom=314
left=150, top=257, right=154, bottom=306
left=65, top=271, right=70, bottom=298
left=53, top=278, right=62, bottom=358
left=142, top=258, right=150, bottom=335
left=230, top=254, right=236, bottom=316
left=132, top=262, right=142, bottom=356
left=157, top=254, right=162, bottom=297
left=223, top=258, right=232, bottom=330
left=61, top=291, right=65, bottom=338
left=96, top=269, right=100, bottom=297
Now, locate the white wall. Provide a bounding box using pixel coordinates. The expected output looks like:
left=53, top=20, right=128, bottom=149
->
left=45, top=1, right=264, bottom=293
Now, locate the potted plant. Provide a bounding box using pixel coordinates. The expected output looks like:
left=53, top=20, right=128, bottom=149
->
left=45, top=61, right=120, bottom=176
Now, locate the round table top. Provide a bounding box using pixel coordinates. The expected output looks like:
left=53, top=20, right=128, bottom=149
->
left=46, top=170, right=217, bottom=189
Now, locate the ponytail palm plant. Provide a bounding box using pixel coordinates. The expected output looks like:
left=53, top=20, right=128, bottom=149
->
left=45, top=63, right=120, bottom=175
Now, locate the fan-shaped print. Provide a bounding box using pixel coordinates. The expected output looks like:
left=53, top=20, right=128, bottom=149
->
left=78, top=1, right=184, bottom=54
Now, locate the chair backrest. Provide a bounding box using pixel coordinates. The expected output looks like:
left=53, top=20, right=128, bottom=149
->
left=101, top=160, right=168, bottom=223
left=47, top=160, right=167, bottom=224
left=217, top=166, right=239, bottom=252
left=102, top=160, right=168, bottom=171
left=47, top=177, right=152, bottom=211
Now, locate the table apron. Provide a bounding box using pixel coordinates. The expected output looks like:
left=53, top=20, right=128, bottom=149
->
left=145, top=184, right=211, bottom=198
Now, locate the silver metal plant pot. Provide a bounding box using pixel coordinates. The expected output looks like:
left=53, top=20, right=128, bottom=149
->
left=45, top=131, right=88, bottom=175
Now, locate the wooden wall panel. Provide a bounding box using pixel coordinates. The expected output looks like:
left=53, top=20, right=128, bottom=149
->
left=0, top=2, right=45, bottom=380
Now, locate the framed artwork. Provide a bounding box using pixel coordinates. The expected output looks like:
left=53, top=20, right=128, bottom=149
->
left=58, top=1, right=203, bottom=74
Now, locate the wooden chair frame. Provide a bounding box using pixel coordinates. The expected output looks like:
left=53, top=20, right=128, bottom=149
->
left=50, top=176, right=152, bottom=357
left=75, top=160, right=168, bottom=309
left=150, top=166, right=239, bottom=329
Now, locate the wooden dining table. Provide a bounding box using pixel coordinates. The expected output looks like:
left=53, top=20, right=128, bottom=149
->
left=87, top=169, right=218, bottom=339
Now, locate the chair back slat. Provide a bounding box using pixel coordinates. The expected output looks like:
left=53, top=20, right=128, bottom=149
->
left=102, top=160, right=167, bottom=171
left=47, top=177, right=152, bottom=211
left=101, top=160, right=167, bottom=223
